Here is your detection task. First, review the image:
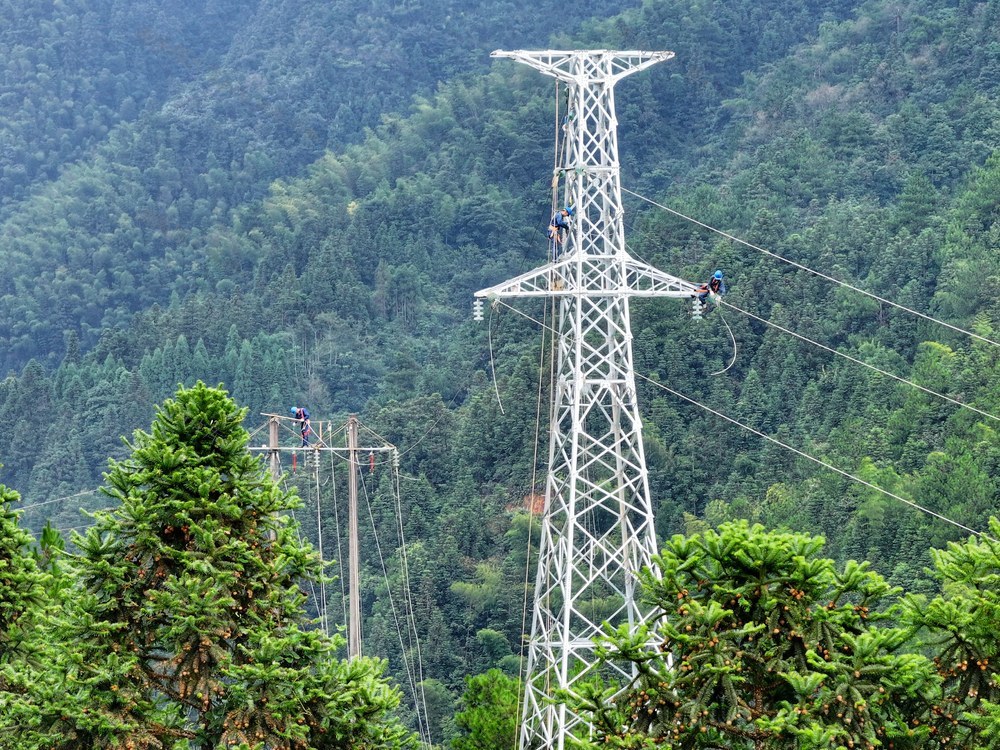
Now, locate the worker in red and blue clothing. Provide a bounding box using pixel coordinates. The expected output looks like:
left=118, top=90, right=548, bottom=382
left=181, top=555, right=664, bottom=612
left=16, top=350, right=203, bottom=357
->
left=290, top=406, right=312, bottom=447
left=694, top=270, right=726, bottom=312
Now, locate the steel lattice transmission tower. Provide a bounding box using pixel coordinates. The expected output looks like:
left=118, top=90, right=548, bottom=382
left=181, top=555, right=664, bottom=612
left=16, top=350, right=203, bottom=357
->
left=475, top=50, right=699, bottom=750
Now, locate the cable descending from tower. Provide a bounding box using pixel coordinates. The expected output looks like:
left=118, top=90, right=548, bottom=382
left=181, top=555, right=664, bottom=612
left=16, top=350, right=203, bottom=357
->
left=486, top=297, right=994, bottom=543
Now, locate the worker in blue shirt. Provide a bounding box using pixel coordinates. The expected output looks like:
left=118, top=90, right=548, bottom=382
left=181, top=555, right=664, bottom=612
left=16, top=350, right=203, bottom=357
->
left=548, top=205, right=573, bottom=244
left=290, top=406, right=312, bottom=447
left=695, top=270, right=726, bottom=312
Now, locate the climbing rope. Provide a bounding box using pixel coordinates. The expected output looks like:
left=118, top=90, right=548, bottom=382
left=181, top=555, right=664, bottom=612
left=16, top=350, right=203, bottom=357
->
left=551, top=79, right=561, bottom=217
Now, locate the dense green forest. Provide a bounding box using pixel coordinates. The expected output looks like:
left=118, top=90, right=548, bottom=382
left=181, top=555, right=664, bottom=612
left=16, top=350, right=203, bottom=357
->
left=3, top=0, right=1000, bottom=744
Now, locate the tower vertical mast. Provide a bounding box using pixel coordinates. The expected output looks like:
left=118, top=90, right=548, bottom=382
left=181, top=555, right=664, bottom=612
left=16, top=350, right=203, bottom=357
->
left=477, top=50, right=694, bottom=750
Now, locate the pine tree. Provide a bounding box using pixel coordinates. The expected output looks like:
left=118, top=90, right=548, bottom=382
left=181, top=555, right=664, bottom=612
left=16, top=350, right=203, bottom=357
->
left=0, top=485, right=65, bottom=749
left=452, top=669, right=518, bottom=750
left=903, top=517, right=1000, bottom=748
left=0, top=483, right=47, bottom=675
left=11, top=382, right=412, bottom=750
left=571, top=521, right=939, bottom=750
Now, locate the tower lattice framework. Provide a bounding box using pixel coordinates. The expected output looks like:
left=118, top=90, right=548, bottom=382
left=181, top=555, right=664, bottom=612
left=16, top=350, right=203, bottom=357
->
left=476, top=50, right=699, bottom=750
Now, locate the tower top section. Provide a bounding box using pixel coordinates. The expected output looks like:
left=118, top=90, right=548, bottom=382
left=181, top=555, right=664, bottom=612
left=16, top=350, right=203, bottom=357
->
left=478, top=48, right=695, bottom=301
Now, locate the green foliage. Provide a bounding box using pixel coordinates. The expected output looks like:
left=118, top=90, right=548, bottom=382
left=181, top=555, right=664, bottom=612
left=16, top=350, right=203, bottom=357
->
left=0, top=484, right=47, bottom=668
left=5, top=0, right=1000, bottom=739
left=573, top=522, right=938, bottom=750
left=0, top=0, right=252, bottom=215
left=452, top=669, right=519, bottom=750
left=902, top=517, right=1000, bottom=748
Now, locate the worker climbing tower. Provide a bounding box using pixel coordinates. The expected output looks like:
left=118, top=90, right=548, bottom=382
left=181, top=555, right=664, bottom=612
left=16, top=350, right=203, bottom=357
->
left=475, top=50, right=699, bottom=750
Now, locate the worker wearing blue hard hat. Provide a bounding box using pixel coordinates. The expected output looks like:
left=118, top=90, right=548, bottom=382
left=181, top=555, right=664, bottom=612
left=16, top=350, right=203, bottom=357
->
left=694, top=269, right=727, bottom=312
left=547, top=205, right=575, bottom=260
left=548, top=206, right=574, bottom=241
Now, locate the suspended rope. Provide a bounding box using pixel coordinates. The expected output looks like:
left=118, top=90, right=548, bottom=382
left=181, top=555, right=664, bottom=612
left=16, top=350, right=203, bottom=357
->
left=709, top=308, right=738, bottom=376
left=634, top=371, right=992, bottom=540
left=621, top=186, right=1000, bottom=350
left=56, top=521, right=100, bottom=536
left=493, top=292, right=1000, bottom=428
left=313, top=459, right=330, bottom=636
left=546, top=81, right=572, bottom=261
left=391, top=456, right=430, bottom=746
left=721, top=299, right=1000, bottom=424
left=323, top=420, right=349, bottom=447
left=393, top=463, right=433, bottom=748
left=280, top=467, right=322, bottom=630
left=515, top=290, right=553, bottom=750
left=551, top=79, right=561, bottom=217
left=389, top=388, right=468, bottom=460
left=17, top=488, right=101, bottom=512
left=602, top=233, right=999, bottom=422
left=488, top=304, right=506, bottom=414
left=329, top=457, right=349, bottom=632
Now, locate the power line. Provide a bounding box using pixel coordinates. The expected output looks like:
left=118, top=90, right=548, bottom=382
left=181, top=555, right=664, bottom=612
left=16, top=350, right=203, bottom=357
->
left=55, top=521, right=96, bottom=536
left=635, top=372, right=990, bottom=540
left=622, top=186, right=1000, bottom=350
left=489, top=298, right=990, bottom=540
left=359, top=465, right=432, bottom=747
left=17, top=488, right=103, bottom=512
left=720, top=299, right=1000, bottom=424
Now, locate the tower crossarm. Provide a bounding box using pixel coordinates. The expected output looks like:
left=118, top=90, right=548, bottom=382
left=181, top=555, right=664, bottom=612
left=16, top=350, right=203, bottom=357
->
left=491, top=49, right=675, bottom=85
left=474, top=256, right=701, bottom=299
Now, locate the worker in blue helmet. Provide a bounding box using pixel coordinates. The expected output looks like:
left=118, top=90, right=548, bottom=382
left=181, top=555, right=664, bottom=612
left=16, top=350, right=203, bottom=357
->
left=290, top=406, right=312, bottom=447
left=694, top=269, right=727, bottom=311
left=547, top=205, right=574, bottom=244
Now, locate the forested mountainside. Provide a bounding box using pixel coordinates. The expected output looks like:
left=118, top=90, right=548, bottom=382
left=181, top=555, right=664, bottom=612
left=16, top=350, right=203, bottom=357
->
left=0, top=0, right=253, bottom=215
left=0, top=0, right=633, bottom=371
left=3, top=0, right=1000, bottom=742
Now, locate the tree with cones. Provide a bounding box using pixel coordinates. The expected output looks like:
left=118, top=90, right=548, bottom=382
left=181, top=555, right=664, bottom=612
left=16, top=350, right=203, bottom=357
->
left=3, top=382, right=412, bottom=750
left=571, top=521, right=939, bottom=750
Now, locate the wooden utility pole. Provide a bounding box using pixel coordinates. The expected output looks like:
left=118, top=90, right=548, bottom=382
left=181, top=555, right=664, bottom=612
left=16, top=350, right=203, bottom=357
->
left=268, top=415, right=281, bottom=482
left=249, top=413, right=396, bottom=655
left=347, top=414, right=362, bottom=659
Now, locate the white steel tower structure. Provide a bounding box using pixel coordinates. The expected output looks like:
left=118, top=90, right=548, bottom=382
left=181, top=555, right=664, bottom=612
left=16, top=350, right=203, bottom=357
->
left=475, top=50, right=699, bottom=750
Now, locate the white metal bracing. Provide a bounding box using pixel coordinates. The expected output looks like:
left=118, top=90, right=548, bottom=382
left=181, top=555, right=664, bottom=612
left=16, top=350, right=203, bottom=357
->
left=476, top=50, right=697, bottom=750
